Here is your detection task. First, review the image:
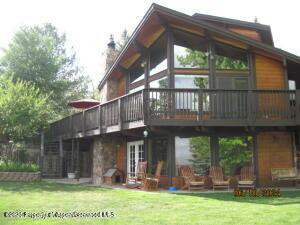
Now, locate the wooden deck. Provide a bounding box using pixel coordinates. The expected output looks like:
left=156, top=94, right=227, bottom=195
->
left=45, top=88, right=300, bottom=141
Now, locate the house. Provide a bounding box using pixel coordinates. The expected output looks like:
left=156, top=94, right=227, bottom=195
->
left=41, top=4, right=300, bottom=188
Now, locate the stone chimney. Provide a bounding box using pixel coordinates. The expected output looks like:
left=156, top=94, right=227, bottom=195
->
left=99, top=35, right=119, bottom=103
left=105, top=35, right=118, bottom=72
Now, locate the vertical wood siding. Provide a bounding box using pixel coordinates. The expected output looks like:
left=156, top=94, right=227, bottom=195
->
left=257, top=132, right=293, bottom=186
left=255, top=54, right=285, bottom=90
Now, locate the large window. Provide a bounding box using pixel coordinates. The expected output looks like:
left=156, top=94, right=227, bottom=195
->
left=174, top=30, right=208, bottom=69
left=175, top=75, right=209, bottom=89
left=175, top=136, right=210, bottom=175
left=215, top=43, right=248, bottom=70
left=149, top=77, right=168, bottom=88
left=175, top=75, right=209, bottom=111
left=129, top=57, right=145, bottom=84
left=219, top=136, right=253, bottom=175
left=149, top=136, right=169, bottom=176
left=150, top=33, right=167, bottom=76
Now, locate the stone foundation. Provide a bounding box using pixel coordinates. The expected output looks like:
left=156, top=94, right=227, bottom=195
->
left=91, top=136, right=119, bottom=185
left=0, top=172, right=41, bottom=181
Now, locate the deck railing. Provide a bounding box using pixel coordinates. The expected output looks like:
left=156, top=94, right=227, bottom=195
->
left=45, top=89, right=300, bottom=140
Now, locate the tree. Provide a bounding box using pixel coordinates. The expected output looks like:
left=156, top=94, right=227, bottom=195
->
left=0, top=78, right=52, bottom=142
left=0, top=23, right=90, bottom=118
left=190, top=136, right=210, bottom=174
left=116, top=29, right=130, bottom=52
left=219, top=137, right=253, bottom=175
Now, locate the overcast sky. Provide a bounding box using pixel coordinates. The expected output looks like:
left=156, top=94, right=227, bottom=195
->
left=1, top=0, right=300, bottom=88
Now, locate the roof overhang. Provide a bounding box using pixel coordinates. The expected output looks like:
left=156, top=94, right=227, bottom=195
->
left=98, top=3, right=300, bottom=90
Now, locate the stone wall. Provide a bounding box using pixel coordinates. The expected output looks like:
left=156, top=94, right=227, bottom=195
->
left=91, top=136, right=120, bottom=185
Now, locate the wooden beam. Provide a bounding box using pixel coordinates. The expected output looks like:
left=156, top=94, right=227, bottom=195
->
left=155, top=12, right=169, bottom=29
left=133, top=40, right=147, bottom=55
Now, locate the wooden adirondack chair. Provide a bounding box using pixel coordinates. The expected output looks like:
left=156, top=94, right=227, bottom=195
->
left=126, top=161, right=147, bottom=188
left=238, top=166, right=256, bottom=188
left=144, top=161, right=164, bottom=191
left=179, top=165, right=205, bottom=191
left=209, top=166, right=230, bottom=190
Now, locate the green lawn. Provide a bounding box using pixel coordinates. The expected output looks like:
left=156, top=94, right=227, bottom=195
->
left=0, top=181, right=300, bottom=225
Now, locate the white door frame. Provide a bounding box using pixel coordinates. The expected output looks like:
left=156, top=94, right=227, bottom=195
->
left=127, top=140, right=144, bottom=177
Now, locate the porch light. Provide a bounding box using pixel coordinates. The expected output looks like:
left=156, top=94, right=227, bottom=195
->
left=143, top=130, right=149, bottom=138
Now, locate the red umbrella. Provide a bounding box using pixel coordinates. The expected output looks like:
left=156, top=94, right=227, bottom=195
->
left=68, top=99, right=100, bottom=109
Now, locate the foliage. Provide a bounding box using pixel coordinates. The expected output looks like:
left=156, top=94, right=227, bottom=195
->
left=193, top=76, right=209, bottom=89
left=176, top=49, right=208, bottom=69
left=189, top=136, right=253, bottom=175
left=219, top=136, right=253, bottom=175
left=0, top=160, right=39, bottom=172
left=176, top=46, right=247, bottom=70
left=116, top=29, right=130, bottom=53
left=215, top=55, right=248, bottom=70
left=190, top=136, right=210, bottom=174
left=0, top=23, right=90, bottom=118
left=0, top=78, right=52, bottom=141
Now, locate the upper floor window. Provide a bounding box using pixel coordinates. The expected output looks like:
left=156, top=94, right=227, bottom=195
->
left=215, top=43, right=248, bottom=70
left=129, top=57, right=145, bottom=84
left=150, top=33, right=167, bottom=76
left=175, top=75, right=209, bottom=89
left=149, top=77, right=168, bottom=88
left=174, top=30, right=208, bottom=69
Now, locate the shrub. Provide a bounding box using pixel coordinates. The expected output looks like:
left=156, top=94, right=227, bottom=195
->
left=0, top=161, right=40, bottom=172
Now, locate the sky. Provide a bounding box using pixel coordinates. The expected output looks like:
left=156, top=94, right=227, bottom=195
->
left=1, top=0, right=300, bottom=88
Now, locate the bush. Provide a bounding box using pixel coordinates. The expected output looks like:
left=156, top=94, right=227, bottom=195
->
left=0, top=161, right=40, bottom=172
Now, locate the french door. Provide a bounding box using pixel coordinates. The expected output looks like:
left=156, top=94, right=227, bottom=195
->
left=127, top=141, right=145, bottom=177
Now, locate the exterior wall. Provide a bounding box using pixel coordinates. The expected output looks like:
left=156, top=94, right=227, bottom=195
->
left=116, top=141, right=126, bottom=172
left=228, top=26, right=261, bottom=42
left=91, top=136, right=120, bottom=185
left=118, top=76, right=126, bottom=96
left=255, top=54, right=286, bottom=89
left=99, top=78, right=119, bottom=103
left=256, top=132, right=294, bottom=186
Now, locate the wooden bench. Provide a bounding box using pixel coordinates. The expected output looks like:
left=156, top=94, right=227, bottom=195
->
left=271, top=168, right=300, bottom=186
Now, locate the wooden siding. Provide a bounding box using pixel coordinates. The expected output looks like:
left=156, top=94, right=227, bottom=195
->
left=118, top=76, right=126, bottom=97
left=228, top=26, right=261, bottom=42
left=255, top=54, right=285, bottom=89
left=116, top=142, right=126, bottom=172
left=257, top=132, right=294, bottom=186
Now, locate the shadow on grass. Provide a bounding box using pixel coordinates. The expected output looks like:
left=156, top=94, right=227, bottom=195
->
left=171, top=191, right=300, bottom=206
left=0, top=181, right=112, bottom=193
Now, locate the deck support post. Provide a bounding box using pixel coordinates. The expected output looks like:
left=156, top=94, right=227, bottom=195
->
left=59, top=136, right=64, bottom=178
left=40, top=131, right=45, bottom=173
left=210, top=135, right=219, bottom=166
left=76, top=139, right=80, bottom=178
left=71, top=139, right=75, bottom=172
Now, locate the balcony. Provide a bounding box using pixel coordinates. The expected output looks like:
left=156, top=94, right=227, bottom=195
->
left=45, top=89, right=300, bottom=141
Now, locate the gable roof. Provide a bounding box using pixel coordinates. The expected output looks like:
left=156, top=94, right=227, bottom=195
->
left=98, top=3, right=300, bottom=90
left=192, top=13, right=274, bottom=46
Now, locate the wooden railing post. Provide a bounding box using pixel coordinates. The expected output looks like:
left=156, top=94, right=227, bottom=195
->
left=98, top=105, right=102, bottom=134
left=82, top=111, right=86, bottom=136
left=69, top=115, right=73, bottom=138
left=296, top=90, right=300, bottom=125
left=143, top=89, right=148, bottom=125
left=118, top=98, right=123, bottom=131
left=247, top=90, right=253, bottom=125
left=198, top=89, right=203, bottom=124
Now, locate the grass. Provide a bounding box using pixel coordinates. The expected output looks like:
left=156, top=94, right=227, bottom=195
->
left=0, top=181, right=300, bottom=225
